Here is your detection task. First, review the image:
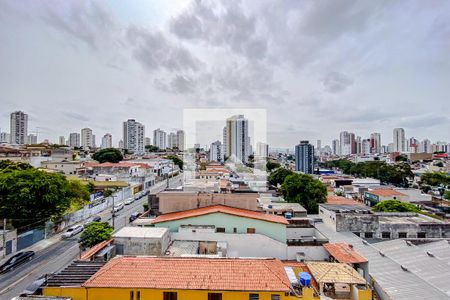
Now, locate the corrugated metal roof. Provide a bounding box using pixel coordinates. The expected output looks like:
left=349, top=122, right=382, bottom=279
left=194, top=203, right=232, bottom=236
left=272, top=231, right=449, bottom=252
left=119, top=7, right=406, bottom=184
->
left=315, top=223, right=450, bottom=299
left=372, top=239, right=450, bottom=296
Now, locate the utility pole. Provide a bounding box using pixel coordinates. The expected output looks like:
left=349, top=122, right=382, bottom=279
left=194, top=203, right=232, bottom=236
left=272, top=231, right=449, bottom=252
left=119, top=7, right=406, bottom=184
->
left=2, top=218, right=6, bottom=258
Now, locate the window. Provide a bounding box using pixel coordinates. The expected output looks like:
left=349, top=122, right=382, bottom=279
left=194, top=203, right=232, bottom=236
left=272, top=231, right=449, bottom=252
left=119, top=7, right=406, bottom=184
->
left=352, top=232, right=360, bottom=237
left=398, top=232, right=407, bottom=238
left=233, top=227, right=237, bottom=233
left=271, top=295, right=281, bottom=300
left=136, top=291, right=140, bottom=300
left=418, top=232, right=426, bottom=238
left=364, top=232, right=373, bottom=238
left=249, top=293, right=259, bottom=300
left=216, top=227, right=225, bottom=233
left=163, top=292, right=177, bottom=300
left=247, top=228, right=256, bottom=234
left=208, top=293, right=222, bottom=300
left=130, top=291, right=134, bottom=300
left=382, top=232, right=390, bottom=239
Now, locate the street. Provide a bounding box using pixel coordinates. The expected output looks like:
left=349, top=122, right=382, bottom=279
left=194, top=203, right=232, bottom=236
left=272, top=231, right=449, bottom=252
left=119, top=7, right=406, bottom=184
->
left=0, top=175, right=182, bottom=299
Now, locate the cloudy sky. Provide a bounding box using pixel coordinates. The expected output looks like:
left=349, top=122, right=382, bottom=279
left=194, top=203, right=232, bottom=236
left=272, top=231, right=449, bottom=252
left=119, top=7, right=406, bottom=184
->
left=1, top=0, right=449, bottom=148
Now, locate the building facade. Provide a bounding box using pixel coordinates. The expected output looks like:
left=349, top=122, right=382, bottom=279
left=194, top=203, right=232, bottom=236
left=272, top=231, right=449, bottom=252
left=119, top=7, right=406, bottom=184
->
left=393, top=128, right=406, bottom=153
left=209, top=140, right=223, bottom=162
left=224, top=115, right=250, bottom=163
left=123, top=119, right=145, bottom=154
left=153, top=128, right=167, bottom=150
left=101, top=133, right=113, bottom=149
left=295, top=140, right=314, bottom=174
left=81, top=128, right=93, bottom=149
left=69, top=132, right=81, bottom=148
left=10, top=111, right=28, bottom=144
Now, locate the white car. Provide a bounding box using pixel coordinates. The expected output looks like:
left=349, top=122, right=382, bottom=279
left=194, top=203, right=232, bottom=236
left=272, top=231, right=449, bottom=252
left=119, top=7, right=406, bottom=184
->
left=124, top=197, right=134, bottom=205
left=113, top=202, right=125, bottom=212
left=62, top=225, right=84, bottom=239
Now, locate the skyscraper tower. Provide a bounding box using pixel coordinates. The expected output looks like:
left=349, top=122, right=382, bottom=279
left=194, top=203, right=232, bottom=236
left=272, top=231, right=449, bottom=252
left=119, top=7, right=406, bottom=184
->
left=10, top=111, right=28, bottom=144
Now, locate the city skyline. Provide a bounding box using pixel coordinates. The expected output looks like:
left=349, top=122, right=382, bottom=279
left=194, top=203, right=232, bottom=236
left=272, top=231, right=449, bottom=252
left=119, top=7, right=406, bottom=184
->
left=1, top=1, right=450, bottom=147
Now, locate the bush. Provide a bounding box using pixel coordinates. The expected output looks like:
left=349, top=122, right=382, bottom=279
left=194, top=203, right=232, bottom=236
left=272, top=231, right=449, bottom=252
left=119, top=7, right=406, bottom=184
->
left=372, top=200, right=420, bottom=213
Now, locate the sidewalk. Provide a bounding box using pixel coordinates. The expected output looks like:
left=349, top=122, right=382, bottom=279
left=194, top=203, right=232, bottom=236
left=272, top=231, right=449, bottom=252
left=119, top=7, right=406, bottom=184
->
left=0, top=174, right=182, bottom=265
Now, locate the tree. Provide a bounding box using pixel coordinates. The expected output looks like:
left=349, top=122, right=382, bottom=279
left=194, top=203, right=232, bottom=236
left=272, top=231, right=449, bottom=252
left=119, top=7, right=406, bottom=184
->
left=0, top=169, right=77, bottom=227
left=165, top=155, right=183, bottom=170
left=266, top=160, right=281, bottom=172
left=372, top=200, right=420, bottom=213
left=395, top=155, right=407, bottom=162
left=268, top=167, right=293, bottom=186
left=280, top=173, right=327, bottom=213
left=444, top=191, right=450, bottom=200
left=66, top=180, right=90, bottom=210
left=79, top=222, right=113, bottom=249
left=92, top=148, right=123, bottom=163
left=421, top=172, right=450, bottom=187
left=0, top=160, right=33, bottom=173
left=145, top=145, right=159, bottom=152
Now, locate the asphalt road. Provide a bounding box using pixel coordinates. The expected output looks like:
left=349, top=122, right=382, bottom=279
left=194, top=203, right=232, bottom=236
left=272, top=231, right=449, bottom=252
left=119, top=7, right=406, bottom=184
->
left=0, top=175, right=182, bottom=300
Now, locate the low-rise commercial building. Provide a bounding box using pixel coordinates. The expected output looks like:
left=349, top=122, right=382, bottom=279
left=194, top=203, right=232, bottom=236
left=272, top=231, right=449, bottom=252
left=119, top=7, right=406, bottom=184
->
left=112, top=227, right=170, bottom=256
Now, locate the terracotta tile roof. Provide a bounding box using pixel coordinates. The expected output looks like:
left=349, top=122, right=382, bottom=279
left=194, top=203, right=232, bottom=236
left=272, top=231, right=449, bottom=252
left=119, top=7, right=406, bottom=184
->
left=152, top=205, right=289, bottom=225
left=323, top=243, right=368, bottom=264
left=83, top=257, right=291, bottom=291
left=80, top=239, right=113, bottom=261
left=368, top=189, right=406, bottom=197
left=326, top=196, right=365, bottom=206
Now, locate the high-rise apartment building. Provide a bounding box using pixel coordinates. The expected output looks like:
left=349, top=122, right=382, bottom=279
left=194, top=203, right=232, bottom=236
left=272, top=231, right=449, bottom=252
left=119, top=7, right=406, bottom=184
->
left=176, top=130, right=185, bottom=151
left=69, top=133, right=81, bottom=148
left=144, top=137, right=151, bottom=147
left=209, top=140, right=223, bottom=162
left=27, top=134, right=37, bottom=145
left=123, top=119, right=145, bottom=154
left=339, top=131, right=355, bottom=155
left=81, top=128, right=93, bottom=149
left=101, top=133, right=112, bottom=149
left=168, top=132, right=177, bottom=149
left=393, top=128, right=406, bottom=153
left=419, top=139, right=432, bottom=153
left=256, top=142, right=269, bottom=158
left=153, top=128, right=167, bottom=150
left=10, top=111, right=28, bottom=144
left=224, top=115, right=250, bottom=163
left=295, top=140, right=314, bottom=174
left=362, top=139, right=371, bottom=155
left=59, top=136, right=65, bottom=146
left=370, top=133, right=381, bottom=154
left=355, top=136, right=362, bottom=154
left=332, top=139, right=340, bottom=156
left=0, top=132, right=10, bottom=143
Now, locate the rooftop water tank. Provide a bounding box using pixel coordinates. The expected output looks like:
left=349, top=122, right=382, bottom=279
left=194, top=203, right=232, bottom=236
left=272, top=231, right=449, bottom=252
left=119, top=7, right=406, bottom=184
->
left=268, top=204, right=273, bottom=209
left=299, top=272, right=311, bottom=286
left=285, top=212, right=292, bottom=219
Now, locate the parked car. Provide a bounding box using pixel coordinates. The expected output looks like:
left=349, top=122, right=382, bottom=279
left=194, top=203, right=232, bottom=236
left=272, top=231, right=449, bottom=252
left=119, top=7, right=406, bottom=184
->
left=129, top=212, right=142, bottom=223
left=62, top=225, right=84, bottom=239
left=0, top=251, right=35, bottom=273
left=113, top=202, right=125, bottom=212
left=124, top=197, right=134, bottom=205
left=91, top=215, right=101, bottom=222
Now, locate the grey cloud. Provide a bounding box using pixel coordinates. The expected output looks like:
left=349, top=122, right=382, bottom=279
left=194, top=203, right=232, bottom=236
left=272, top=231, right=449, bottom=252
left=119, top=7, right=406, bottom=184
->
left=63, top=111, right=90, bottom=122
left=322, top=72, right=354, bottom=93
left=170, top=0, right=267, bottom=60
left=127, top=26, right=201, bottom=72
left=399, top=114, right=450, bottom=128
left=154, top=75, right=196, bottom=94
left=40, top=1, right=117, bottom=50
